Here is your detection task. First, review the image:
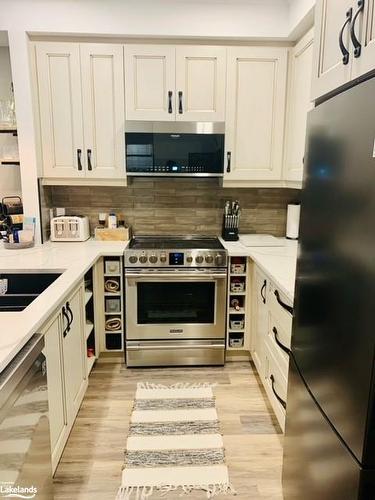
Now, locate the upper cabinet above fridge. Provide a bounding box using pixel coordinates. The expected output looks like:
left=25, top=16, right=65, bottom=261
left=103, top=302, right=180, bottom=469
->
left=312, top=0, right=375, bottom=101
left=124, top=44, right=226, bottom=122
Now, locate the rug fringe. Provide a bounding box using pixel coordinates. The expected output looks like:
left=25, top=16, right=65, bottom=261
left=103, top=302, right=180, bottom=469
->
left=116, top=483, right=236, bottom=499
left=137, top=382, right=218, bottom=390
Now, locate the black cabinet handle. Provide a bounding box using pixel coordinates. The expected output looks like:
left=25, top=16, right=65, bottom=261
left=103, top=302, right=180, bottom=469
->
left=226, top=152, right=231, bottom=173
left=339, top=8, right=353, bottom=65
left=274, top=289, right=293, bottom=315
left=272, top=327, right=291, bottom=356
left=87, top=149, right=92, bottom=171
left=260, top=279, right=266, bottom=304
left=270, top=374, right=286, bottom=409
left=66, top=301, right=73, bottom=329
left=168, top=91, right=173, bottom=114
left=351, top=0, right=365, bottom=58
left=62, top=306, right=70, bottom=338
left=178, top=91, right=183, bottom=114
left=77, top=149, right=83, bottom=171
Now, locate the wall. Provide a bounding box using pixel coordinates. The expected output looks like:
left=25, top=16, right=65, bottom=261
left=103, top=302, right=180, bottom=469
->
left=41, top=180, right=300, bottom=239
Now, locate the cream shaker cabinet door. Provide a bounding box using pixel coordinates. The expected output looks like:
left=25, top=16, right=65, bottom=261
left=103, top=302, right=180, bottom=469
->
left=43, top=314, right=67, bottom=472
left=251, top=268, right=268, bottom=378
left=80, top=44, right=125, bottom=179
left=36, top=42, right=85, bottom=178
left=124, top=45, right=176, bottom=121
left=351, top=0, right=375, bottom=79
left=311, top=0, right=353, bottom=100
left=175, top=46, right=226, bottom=122
left=224, top=47, right=287, bottom=181
left=283, top=30, right=314, bottom=183
left=62, top=286, right=87, bottom=425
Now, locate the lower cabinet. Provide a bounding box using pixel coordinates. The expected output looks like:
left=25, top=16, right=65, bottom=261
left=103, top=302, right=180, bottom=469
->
left=43, top=282, right=88, bottom=473
left=250, top=262, right=294, bottom=431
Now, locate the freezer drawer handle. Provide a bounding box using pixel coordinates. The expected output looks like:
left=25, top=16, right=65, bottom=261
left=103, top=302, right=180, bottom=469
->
left=351, top=0, right=365, bottom=58
left=272, top=327, right=290, bottom=356
left=261, top=279, right=266, bottom=304
left=270, top=374, right=286, bottom=409
left=274, top=289, right=293, bottom=315
left=339, top=8, right=353, bottom=65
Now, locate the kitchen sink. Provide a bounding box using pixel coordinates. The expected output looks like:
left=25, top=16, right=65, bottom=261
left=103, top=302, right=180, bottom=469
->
left=0, top=272, right=62, bottom=312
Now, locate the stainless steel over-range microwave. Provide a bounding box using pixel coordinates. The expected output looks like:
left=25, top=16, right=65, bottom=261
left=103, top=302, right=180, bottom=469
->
left=125, top=122, right=225, bottom=177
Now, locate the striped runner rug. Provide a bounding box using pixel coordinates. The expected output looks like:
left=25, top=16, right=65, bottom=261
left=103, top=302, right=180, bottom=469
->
left=116, top=382, right=236, bottom=499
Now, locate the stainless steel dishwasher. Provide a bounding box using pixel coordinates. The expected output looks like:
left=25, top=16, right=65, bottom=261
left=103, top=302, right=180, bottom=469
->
left=0, top=334, right=54, bottom=499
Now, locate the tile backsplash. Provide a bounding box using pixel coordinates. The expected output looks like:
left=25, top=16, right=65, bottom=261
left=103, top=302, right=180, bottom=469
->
left=41, top=178, right=300, bottom=239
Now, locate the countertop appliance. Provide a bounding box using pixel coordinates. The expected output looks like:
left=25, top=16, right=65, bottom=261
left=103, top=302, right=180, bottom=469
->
left=125, top=122, right=224, bottom=177
left=50, top=215, right=90, bottom=242
left=282, top=77, right=375, bottom=499
left=0, top=334, right=54, bottom=499
left=124, top=235, right=227, bottom=366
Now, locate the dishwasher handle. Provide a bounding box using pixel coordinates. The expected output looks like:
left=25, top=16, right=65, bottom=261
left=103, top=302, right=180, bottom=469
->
left=0, top=334, right=44, bottom=409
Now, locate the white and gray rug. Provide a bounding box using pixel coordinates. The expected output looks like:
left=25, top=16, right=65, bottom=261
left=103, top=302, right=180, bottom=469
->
left=116, top=382, right=236, bottom=499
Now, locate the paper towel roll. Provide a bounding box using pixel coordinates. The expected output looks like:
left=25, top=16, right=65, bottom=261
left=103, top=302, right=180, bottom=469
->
left=286, top=204, right=301, bottom=239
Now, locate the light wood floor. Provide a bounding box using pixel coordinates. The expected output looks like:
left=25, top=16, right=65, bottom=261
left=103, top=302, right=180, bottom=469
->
left=53, top=361, right=284, bottom=500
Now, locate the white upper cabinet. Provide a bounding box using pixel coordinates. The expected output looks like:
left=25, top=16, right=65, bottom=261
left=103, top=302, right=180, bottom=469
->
left=312, top=0, right=375, bottom=100
left=283, top=29, right=314, bottom=184
left=224, top=47, right=288, bottom=181
left=175, top=46, right=226, bottom=122
left=124, top=45, right=176, bottom=121
left=124, top=44, right=226, bottom=121
left=36, top=42, right=125, bottom=180
left=80, top=44, right=125, bottom=178
left=36, top=43, right=84, bottom=178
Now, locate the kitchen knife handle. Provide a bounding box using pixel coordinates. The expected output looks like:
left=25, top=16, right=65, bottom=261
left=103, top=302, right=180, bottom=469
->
left=261, top=279, right=266, bottom=304
left=339, top=8, right=353, bottom=65
left=270, top=375, right=286, bottom=409
left=226, top=151, right=231, bottom=173
left=87, top=149, right=92, bottom=171
left=62, top=306, right=70, bottom=337
left=77, top=149, right=83, bottom=171
left=178, top=91, right=183, bottom=114
left=272, top=327, right=291, bottom=356
left=274, top=289, right=293, bottom=315
left=168, top=91, right=173, bottom=114
left=351, top=0, right=364, bottom=58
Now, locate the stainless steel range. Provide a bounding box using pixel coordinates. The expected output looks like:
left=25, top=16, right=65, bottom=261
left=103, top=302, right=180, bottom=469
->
left=124, top=236, right=228, bottom=367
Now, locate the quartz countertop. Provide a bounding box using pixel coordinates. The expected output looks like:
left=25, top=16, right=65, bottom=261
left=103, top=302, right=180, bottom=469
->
left=220, top=237, right=298, bottom=302
left=0, top=240, right=128, bottom=373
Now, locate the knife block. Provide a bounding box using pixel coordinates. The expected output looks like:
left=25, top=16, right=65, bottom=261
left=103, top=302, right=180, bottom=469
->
left=222, top=216, right=239, bottom=241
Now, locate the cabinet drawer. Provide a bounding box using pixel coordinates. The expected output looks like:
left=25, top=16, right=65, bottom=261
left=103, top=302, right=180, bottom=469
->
left=263, top=341, right=287, bottom=431
left=267, top=280, right=293, bottom=333
left=267, top=311, right=290, bottom=377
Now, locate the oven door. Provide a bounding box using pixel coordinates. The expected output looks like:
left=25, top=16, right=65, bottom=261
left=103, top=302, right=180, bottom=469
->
left=125, top=268, right=227, bottom=340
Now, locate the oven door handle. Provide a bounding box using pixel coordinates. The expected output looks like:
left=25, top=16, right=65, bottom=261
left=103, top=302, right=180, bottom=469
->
left=127, top=343, right=225, bottom=351
left=125, top=273, right=227, bottom=280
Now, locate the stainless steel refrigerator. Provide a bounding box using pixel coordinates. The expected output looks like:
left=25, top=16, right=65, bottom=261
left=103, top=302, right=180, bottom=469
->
left=282, top=77, right=375, bottom=500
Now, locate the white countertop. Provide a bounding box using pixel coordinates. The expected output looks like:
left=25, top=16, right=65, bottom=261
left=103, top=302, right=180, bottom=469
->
left=220, top=237, right=298, bottom=302
left=0, top=239, right=128, bottom=373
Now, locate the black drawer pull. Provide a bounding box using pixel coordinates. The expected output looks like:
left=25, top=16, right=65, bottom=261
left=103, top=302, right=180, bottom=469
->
left=168, top=91, right=173, bottom=114
left=87, top=149, right=92, bottom=171
left=274, top=289, right=293, bottom=315
left=270, top=374, right=286, bottom=409
left=226, top=151, right=231, bottom=173
left=272, top=326, right=290, bottom=356
left=62, top=306, right=70, bottom=338
left=66, top=301, right=73, bottom=329
left=178, top=91, right=183, bottom=114
left=351, top=0, right=365, bottom=58
left=339, top=8, right=353, bottom=65
left=77, top=149, right=83, bottom=171
left=261, top=279, right=266, bottom=304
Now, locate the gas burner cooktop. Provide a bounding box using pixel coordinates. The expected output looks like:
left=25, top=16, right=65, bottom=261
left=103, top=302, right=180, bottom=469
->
left=125, top=236, right=227, bottom=268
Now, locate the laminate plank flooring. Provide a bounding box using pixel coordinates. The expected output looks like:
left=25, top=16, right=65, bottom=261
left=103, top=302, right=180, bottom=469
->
left=53, top=361, right=284, bottom=500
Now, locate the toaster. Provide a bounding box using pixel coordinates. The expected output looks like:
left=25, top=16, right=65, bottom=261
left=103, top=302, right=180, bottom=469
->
left=50, top=216, right=90, bottom=242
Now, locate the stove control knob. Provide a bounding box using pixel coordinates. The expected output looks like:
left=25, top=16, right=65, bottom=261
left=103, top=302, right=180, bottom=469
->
left=205, top=254, right=214, bottom=263
left=215, top=254, right=224, bottom=266
left=160, top=254, right=167, bottom=263
left=186, top=255, right=193, bottom=263
left=129, top=255, right=138, bottom=264
left=195, top=255, right=204, bottom=264
left=139, top=254, right=147, bottom=264
left=149, top=254, right=158, bottom=264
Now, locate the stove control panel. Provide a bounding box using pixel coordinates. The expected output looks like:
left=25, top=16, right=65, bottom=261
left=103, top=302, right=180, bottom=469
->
left=124, top=249, right=227, bottom=268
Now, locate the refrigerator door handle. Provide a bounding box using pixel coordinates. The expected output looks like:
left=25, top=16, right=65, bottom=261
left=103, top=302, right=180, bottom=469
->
left=274, top=289, right=293, bottom=315
left=339, top=8, right=353, bottom=65
left=270, top=374, right=286, bottom=409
